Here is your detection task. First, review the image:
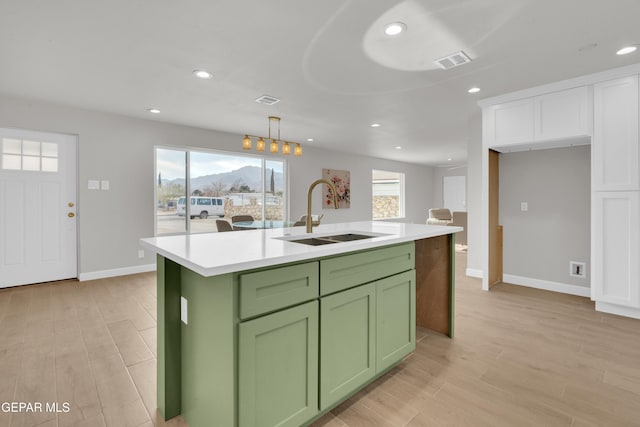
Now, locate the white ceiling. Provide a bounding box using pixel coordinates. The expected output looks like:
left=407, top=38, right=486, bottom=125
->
left=1, top=0, right=639, bottom=166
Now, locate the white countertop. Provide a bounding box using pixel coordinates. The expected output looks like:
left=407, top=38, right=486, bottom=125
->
left=140, top=221, right=462, bottom=277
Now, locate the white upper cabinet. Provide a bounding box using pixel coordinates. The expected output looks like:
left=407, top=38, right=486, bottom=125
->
left=592, top=191, right=639, bottom=308
left=484, top=98, right=534, bottom=147
left=593, top=75, right=639, bottom=191
left=485, top=86, right=591, bottom=150
left=534, top=86, right=591, bottom=141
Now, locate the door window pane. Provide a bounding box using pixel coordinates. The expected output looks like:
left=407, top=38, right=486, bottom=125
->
left=41, top=157, right=58, bottom=172
left=22, top=156, right=40, bottom=171
left=22, top=140, right=40, bottom=156
left=372, top=170, right=405, bottom=219
left=156, top=148, right=187, bottom=235
left=2, top=154, right=21, bottom=170
left=2, top=138, right=21, bottom=154
left=42, top=142, right=58, bottom=157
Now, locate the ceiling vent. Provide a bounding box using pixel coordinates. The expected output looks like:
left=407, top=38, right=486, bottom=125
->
left=255, top=95, right=281, bottom=105
left=433, top=51, right=472, bottom=70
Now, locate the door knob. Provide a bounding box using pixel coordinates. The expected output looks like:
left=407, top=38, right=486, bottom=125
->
left=68, top=202, right=75, bottom=207
left=68, top=212, right=75, bottom=218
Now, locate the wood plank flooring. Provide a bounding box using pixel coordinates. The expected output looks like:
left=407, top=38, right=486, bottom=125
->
left=1, top=251, right=639, bottom=426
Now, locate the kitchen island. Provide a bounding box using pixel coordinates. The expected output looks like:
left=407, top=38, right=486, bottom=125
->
left=140, top=221, right=461, bottom=427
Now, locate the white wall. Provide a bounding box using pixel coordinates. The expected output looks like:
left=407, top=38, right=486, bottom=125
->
left=466, top=111, right=483, bottom=276
left=499, top=146, right=590, bottom=288
left=0, top=94, right=434, bottom=276
left=432, top=165, right=468, bottom=210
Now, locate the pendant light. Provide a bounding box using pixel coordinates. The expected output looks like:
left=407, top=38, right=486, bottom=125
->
left=242, top=116, right=303, bottom=157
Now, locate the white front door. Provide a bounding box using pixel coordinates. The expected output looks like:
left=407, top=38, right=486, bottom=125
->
left=443, top=175, right=466, bottom=212
left=0, top=128, right=77, bottom=288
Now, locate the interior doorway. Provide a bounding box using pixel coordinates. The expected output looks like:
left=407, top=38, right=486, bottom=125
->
left=0, top=128, right=77, bottom=288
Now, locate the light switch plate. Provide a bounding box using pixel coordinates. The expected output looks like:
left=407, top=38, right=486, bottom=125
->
left=101, top=180, right=110, bottom=190
left=181, top=297, right=188, bottom=324
left=88, top=180, right=100, bottom=190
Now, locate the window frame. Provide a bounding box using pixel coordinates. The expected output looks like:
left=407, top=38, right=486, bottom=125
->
left=371, top=169, right=405, bottom=220
left=154, top=145, right=289, bottom=236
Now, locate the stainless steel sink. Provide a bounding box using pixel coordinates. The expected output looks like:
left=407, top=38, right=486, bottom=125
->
left=288, top=237, right=339, bottom=246
left=286, top=233, right=384, bottom=246
left=322, top=233, right=374, bottom=242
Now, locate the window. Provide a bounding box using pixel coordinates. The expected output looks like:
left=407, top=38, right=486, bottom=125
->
left=1, top=138, right=59, bottom=172
left=155, top=147, right=287, bottom=235
left=372, top=169, right=404, bottom=219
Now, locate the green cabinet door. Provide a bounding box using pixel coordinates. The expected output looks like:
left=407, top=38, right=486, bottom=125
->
left=320, top=282, right=376, bottom=410
left=239, top=301, right=319, bottom=427
left=376, top=270, right=416, bottom=373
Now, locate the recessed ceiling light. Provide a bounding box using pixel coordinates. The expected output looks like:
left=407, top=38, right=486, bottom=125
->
left=147, top=108, right=161, bottom=114
left=395, top=146, right=402, bottom=150
left=616, top=45, right=637, bottom=55
left=193, top=69, right=213, bottom=79
left=468, top=87, right=481, bottom=94
left=384, top=22, right=406, bottom=36
left=447, top=158, right=452, bottom=161
left=306, top=138, right=314, bottom=142
left=370, top=123, right=381, bottom=128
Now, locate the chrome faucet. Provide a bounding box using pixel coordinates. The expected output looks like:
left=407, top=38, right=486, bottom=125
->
left=307, top=179, right=338, bottom=233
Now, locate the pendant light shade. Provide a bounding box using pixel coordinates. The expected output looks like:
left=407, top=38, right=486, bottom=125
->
left=256, top=137, right=265, bottom=152
left=282, top=142, right=291, bottom=155
left=294, top=143, right=302, bottom=157
left=242, top=135, right=252, bottom=150
left=270, top=139, right=279, bottom=153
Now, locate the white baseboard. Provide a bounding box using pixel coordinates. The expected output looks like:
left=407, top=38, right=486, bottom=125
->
left=79, top=263, right=157, bottom=281
left=595, top=302, right=640, bottom=319
left=502, top=274, right=590, bottom=297
left=466, top=268, right=483, bottom=279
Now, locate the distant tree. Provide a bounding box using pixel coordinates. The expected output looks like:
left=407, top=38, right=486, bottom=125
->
left=158, top=172, right=162, bottom=187
left=229, top=179, right=253, bottom=193
left=203, top=181, right=228, bottom=196
left=157, top=182, right=184, bottom=207
left=192, top=189, right=203, bottom=196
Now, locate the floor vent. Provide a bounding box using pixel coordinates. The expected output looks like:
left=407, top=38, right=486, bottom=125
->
left=255, top=95, right=280, bottom=105
left=433, top=51, right=472, bottom=70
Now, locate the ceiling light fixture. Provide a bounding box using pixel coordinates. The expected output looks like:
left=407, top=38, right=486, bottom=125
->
left=307, top=138, right=314, bottom=142
left=147, top=108, right=161, bottom=114
left=384, top=22, right=406, bottom=36
left=242, top=116, right=302, bottom=157
left=616, top=45, right=637, bottom=55
left=370, top=123, right=381, bottom=128
left=395, top=146, right=402, bottom=150
left=193, top=69, right=213, bottom=79
left=468, top=87, right=481, bottom=94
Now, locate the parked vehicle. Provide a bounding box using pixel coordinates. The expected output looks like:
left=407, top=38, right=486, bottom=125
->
left=177, top=196, right=225, bottom=219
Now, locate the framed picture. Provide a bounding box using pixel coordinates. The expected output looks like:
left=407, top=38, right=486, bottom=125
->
left=322, top=169, right=350, bottom=209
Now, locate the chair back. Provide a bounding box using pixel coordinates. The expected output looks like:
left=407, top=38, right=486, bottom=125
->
left=231, top=215, right=254, bottom=223
left=216, top=220, right=233, bottom=232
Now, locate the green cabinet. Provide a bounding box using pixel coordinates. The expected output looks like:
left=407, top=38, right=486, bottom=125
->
left=376, top=270, right=416, bottom=373
left=239, top=261, right=319, bottom=319
left=320, top=242, right=415, bottom=295
left=320, top=283, right=376, bottom=410
left=239, top=301, right=319, bottom=427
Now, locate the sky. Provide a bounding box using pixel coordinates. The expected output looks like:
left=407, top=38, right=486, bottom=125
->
left=156, top=148, right=282, bottom=180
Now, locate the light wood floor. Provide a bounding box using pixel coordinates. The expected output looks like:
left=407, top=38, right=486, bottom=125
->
left=1, top=252, right=639, bottom=427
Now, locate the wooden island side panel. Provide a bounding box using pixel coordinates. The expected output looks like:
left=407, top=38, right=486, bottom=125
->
left=415, top=235, right=454, bottom=336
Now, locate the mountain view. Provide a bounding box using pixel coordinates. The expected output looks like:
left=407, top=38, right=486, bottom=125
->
left=162, top=165, right=284, bottom=193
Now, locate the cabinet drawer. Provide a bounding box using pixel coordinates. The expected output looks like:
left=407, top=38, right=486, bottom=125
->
left=239, top=262, right=319, bottom=319
left=320, top=243, right=414, bottom=295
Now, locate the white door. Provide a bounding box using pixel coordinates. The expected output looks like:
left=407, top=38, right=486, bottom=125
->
left=443, top=175, right=466, bottom=212
left=0, top=128, right=77, bottom=288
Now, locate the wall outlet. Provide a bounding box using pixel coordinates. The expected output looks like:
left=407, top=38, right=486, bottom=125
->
left=138, top=249, right=144, bottom=259
left=520, top=202, right=528, bottom=212
left=181, top=297, right=188, bottom=324
left=88, top=180, right=100, bottom=190
left=101, top=180, right=110, bottom=190
left=570, top=261, right=586, bottom=278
